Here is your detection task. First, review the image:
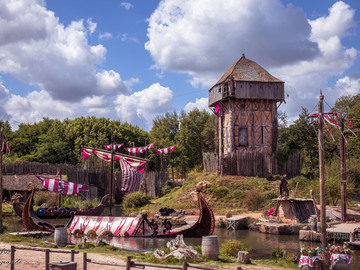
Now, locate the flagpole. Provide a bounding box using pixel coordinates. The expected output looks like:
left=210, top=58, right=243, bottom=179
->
left=109, top=134, right=114, bottom=216
left=0, top=123, right=4, bottom=233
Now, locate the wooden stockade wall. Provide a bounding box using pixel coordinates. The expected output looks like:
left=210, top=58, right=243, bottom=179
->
left=203, top=151, right=302, bottom=177
left=2, top=163, right=169, bottom=199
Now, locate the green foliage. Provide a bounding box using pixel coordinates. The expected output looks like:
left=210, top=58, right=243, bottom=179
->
left=34, top=191, right=57, bottom=207
left=272, top=247, right=286, bottom=258
left=208, top=186, right=230, bottom=199
left=61, top=195, right=100, bottom=210
left=220, top=240, right=250, bottom=257
left=122, top=192, right=151, bottom=208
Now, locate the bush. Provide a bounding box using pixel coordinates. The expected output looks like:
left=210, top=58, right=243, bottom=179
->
left=122, top=192, right=151, bottom=208
left=208, top=186, right=229, bottom=199
left=34, top=191, right=57, bottom=207
left=220, top=240, right=250, bottom=257
left=272, top=247, right=286, bottom=258
left=243, top=189, right=265, bottom=210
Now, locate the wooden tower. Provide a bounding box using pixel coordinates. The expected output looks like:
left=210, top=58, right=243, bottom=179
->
left=208, top=53, right=284, bottom=176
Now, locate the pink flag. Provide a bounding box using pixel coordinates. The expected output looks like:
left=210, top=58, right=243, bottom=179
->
left=5, top=142, right=10, bottom=155
left=155, top=145, right=176, bottom=154
left=146, top=142, right=155, bottom=149
left=36, top=175, right=87, bottom=195
left=125, top=147, right=147, bottom=154
left=215, top=104, right=220, bottom=114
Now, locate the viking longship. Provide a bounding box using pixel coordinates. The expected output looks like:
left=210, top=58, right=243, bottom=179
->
left=67, top=182, right=215, bottom=238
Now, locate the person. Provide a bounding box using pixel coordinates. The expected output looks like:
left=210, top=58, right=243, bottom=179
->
left=150, top=219, right=158, bottom=235
left=161, top=218, right=172, bottom=234
left=279, top=175, right=289, bottom=199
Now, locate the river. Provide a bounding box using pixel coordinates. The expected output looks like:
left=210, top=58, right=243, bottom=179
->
left=4, top=216, right=360, bottom=269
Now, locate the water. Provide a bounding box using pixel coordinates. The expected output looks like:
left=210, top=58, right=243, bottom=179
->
left=4, top=216, right=360, bottom=268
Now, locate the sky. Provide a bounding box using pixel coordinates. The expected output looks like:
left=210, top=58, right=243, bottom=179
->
left=0, top=0, right=360, bottom=131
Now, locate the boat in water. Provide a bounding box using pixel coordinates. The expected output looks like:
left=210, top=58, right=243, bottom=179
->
left=67, top=182, right=215, bottom=238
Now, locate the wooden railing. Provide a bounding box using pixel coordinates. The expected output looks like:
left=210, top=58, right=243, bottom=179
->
left=83, top=254, right=227, bottom=270
left=9, top=245, right=78, bottom=270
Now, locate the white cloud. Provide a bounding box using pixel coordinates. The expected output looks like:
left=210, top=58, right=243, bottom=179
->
left=184, top=98, right=210, bottom=113
left=121, top=33, right=139, bottom=43
left=87, top=18, right=97, bottom=35
left=272, top=1, right=358, bottom=118
left=145, top=0, right=319, bottom=88
left=114, top=83, right=173, bottom=129
left=334, top=73, right=360, bottom=97
left=0, top=81, right=10, bottom=119
left=0, top=0, right=130, bottom=102
left=98, top=32, right=112, bottom=40
left=120, top=2, right=133, bottom=11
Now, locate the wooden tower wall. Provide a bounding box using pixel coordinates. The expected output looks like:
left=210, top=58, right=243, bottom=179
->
left=220, top=99, right=278, bottom=157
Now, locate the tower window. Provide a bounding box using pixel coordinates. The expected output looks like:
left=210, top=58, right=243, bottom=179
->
left=238, top=127, right=248, bottom=146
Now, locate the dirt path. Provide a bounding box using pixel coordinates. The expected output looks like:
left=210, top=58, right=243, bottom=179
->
left=0, top=240, right=289, bottom=270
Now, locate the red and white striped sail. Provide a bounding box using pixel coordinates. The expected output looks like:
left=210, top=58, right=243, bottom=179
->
left=119, top=158, right=142, bottom=192
left=36, top=175, right=87, bottom=195
left=155, top=145, right=176, bottom=154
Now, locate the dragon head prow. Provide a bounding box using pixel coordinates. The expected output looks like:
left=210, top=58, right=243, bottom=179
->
left=195, top=181, right=211, bottom=193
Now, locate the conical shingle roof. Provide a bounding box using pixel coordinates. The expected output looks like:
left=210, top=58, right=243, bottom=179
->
left=215, top=53, right=283, bottom=85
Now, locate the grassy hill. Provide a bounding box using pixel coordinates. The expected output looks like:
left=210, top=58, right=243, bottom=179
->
left=128, top=171, right=281, bottom=216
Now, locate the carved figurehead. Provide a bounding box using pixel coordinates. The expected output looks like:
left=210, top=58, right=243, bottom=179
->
left=195, top=181, right=211, bottom=193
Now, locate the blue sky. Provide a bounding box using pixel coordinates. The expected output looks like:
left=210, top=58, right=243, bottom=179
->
left=0, top=0, right=359, bottom=130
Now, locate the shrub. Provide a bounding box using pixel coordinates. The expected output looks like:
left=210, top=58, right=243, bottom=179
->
left=34, top=191, right=57, bottom=207
left=208, top=186, right=229, bottom=199
left=220, top=240, right=250, bottom=257
left=122, top=192, right=151, bottom=208
left=243, top=189, right=265, bottom=210
left=272, top=247, right=286, bottom=258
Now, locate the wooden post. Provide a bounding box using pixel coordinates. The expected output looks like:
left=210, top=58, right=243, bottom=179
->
left=83, top=252, right=87, bottom=270
left=45, top=249, right=50, bottom=270
left=126, top=256, right=131, bottom=270
left=218, top=113, right=222, bottom=175
left=340, top=117, right=347, bottom=222
left=109, top=134, right=114, bottom=216
left=10, top=246, right=15, bottom=270
left=71, top=249, right=75, bottom=261
left=0, top=123, right=4, bottom=234
left=182, top=261, right=188, bottom=270
left=318, top=90, right=327, bottom=248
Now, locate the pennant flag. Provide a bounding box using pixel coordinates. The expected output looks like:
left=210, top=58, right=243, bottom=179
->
left=215, top=103, right=220, bottom=114
left=36, top=175, right=87, bottom=195
left=146, top=142, right=155, bottom=149
left=119, top=159, right=142, bottom=192
left=155, top=145, right=176, bottom=154
left=125, top=147, right=147, bottom=154
left=5, top=142, right=10, bottom=155
left=104, top=144, right=124, bottom=151
left=82, top=147, right=147, bottom=173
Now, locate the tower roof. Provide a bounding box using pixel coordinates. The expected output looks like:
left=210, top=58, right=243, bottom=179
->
left=215, top=53, right=283, bottom=85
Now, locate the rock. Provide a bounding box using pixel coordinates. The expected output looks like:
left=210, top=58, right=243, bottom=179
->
left=154, top=235, right=200, bottom=260
left=237, top=251, right=250, bottom=263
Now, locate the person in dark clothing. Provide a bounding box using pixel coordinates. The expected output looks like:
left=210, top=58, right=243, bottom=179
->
left=279, top=175, right=289, bottom=199
left=161, top=218, right=172, bottom=234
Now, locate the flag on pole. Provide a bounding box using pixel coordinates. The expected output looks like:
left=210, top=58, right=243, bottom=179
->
left=36, top=175, right=87, bottom=195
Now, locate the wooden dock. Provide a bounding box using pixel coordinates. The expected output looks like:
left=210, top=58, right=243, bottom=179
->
left=226, top=216, right=248, bottom=230
left=10, top=231, right=53, bottom=238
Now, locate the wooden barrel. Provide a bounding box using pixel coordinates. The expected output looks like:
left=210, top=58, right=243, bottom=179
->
left=331, top=259, right=351, bottom=270
left=54, top=226, right=68, bottom=247
left=311, top=222, right=317, bottom=231
left=202, top=236, right=219, bottom=260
